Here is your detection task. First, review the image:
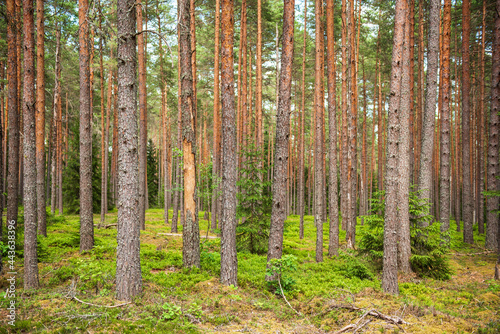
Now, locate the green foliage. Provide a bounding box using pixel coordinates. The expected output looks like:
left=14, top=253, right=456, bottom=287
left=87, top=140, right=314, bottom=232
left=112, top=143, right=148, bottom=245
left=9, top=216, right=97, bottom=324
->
left=160, top=302, right=182, bottom=321
left=266, top=254, right=298, bottom=294
left=147, top=139, right=160, bottom=207
left=63, top=122, right=106, bottom=214
left=359, top=190, right=453, bottom=280
left=337, top=253, right=374, bottom=280
left=236, top=143, right=271, bottom=254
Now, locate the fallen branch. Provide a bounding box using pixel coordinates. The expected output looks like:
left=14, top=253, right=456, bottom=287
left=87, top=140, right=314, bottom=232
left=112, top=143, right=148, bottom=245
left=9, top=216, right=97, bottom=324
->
left=71, top=296, right=131, bottom=309
left=325, top=304, right=410, bottom=326
left=93, top=223, right=117, bottom=229
left=277, top=276, right=300, bottom=316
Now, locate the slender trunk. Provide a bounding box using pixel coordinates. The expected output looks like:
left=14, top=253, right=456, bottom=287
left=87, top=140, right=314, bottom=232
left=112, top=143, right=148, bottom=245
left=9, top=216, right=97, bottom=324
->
left=220, top=0, right=238, bottom=286
left=23, top=0, right=39, bottom=289
left=398, top=4, right=412, bottom=273
left=179, top=0, right=200, bottom=268
left=314, top=0, right=324, bottom=263
left=267, top=0, right=295, bottom=270
left=6, top=0, right=19, bottom=230
left=439, top=0, right=451, bottom=232
left=477, top=0, right=486, bottom=234
left=137, top=0, right=147, bottom=230
left=256, top=0, right=263, bottom=152
left=100, top=7, right=107, bottom=224
left=486, top=0, right=500, bottom=251
left=211, top=0, right=221, bottom=231
left=51, top=26, right=61, bottom=215
left=36, top=0, right=46, bottom=236
left=327, top=0, right=339, bottom=256
left=116, top=0, right=142, bottom=301
left=79, top=0, right=94, bottom=251
left=417, top=0, right=439, bottom=223
left=462, top=0, right=473, bottom=244
left=299, top=0, right=307, bottom=239
left=341, top=0, right=348, bottom=230
left=383, top=0, right=406, bottom=296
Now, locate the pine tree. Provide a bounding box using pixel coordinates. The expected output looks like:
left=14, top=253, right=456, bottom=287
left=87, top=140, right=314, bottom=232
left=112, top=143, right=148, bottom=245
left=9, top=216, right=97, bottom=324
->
left=116, top=0, right=142, bottom=301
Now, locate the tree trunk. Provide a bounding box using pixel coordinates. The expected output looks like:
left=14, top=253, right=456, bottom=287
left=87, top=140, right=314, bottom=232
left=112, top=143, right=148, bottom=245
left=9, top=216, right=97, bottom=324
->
left=341, top=0, right=348, bottom=232
left=314, top=0, right=324, bottom=263
left=478, top=0, right=486, bottom=235
left=383, top=0, right=406, bottom=296
left=267, top=0, right=295, bottom=271
left=179, top=0, right=200, bottom=268
left=116, top=0, right=142, bottom=301
left=211, top=0, right=221, bottom=231
left=439, top=0, right=451, bottom=232
left=398, top=5, right=412, bottom=273
left=6, top=0, right=19, bottom=230
left=462, top=0, right=473, bottom=244
left=79, top=0, right=94, bottom=251
left=137, top=0, right=147, bottom=231
left=256, top=0, right=263, bottom=152
left=23, top=0, right=39, bottom=290
left=299, top=0, right=307, bottom=240
left=100, top=7, right=107, bottom=224
left=326, top=0, right=339, bottom=257
left=486, top=0, right=500, bottom=251
left=417, top=0, right=439, bottom=221
left=36, top=0, right=47, bottom=236
left=220, top=0, right=238, bottom=286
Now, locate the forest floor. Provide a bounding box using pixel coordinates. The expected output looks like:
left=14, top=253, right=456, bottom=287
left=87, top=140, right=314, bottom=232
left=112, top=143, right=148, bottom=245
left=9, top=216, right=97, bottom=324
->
left=0, top=208, right=499, bottom=333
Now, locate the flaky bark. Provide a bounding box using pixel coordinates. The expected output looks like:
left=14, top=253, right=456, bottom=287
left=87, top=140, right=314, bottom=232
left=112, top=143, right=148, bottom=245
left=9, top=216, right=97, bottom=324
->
left=116, top=0, right=142, bottom=301
left=462, top=0, right=473, bottom=244
left=398, top=6, right=411, bottom=273
left=7, top=0, right=19, bottom=229
left=256, top=0, right=263, bottom=152
left=314, top=0, right=324, bottom=263
left=383, top=0, right=406, bottom=296
left=486, top=0, right=500, bottom=251
left=299, top=0, right=307, bottom=240
left=211, top=0, right=221, bottom=231
left=326, top=0, right=339, bottom=257
left=220, top=0, right=238, bottom=286
left=417, top=0, right=439, bottom=221
left=137, top=0, right=147, bottom=231
left=179, top=0, right=200, bottom=268
left=267, top=0, right=295, bottom=270
left=79, top=0, right=94, bottom=251
left=23, top=0, right=39, bottom=289
left=36, top=0, right=46, bottom=236
left=439, top=0, right=451, bottom=232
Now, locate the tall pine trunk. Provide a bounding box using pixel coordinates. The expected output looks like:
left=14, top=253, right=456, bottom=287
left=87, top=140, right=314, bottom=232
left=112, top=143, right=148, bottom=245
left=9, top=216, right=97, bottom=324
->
left=79, top=0, right=94, bottom=251
left=326, top=0, right=339, bottom=256
left=179, top=0, right=200, bottom=268
left=36, top=0, right=47, bottom=236
left=220, top=0, right=238, bottom=286
left=383, top=0, right=406, bottom=295
left=439, top=0, right=451, bottom=232
left=137, top=0, right=147, bottom=231
left=267, top=0, right=295, bottom=271
left=116, top=0, right=142, bottom=301
left=417, top=0, right=439, bottom=221
left=23, top=0, right=39, bottom=289
left=462, top=0, right=473, bottom=243
left=486, top=0, right=500, bottom=251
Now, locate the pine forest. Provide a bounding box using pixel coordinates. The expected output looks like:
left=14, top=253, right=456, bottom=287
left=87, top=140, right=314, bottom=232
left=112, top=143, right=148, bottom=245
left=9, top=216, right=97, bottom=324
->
left=0, top=0, right=499, bottom=332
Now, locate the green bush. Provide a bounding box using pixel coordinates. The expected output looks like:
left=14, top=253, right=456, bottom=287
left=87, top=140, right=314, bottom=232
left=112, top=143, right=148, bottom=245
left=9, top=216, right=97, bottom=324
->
left=236, top=143, right=271, bottom=254
left=266, top=254, right=298, bottom=294
left=359, top=190, right=452, bottom=280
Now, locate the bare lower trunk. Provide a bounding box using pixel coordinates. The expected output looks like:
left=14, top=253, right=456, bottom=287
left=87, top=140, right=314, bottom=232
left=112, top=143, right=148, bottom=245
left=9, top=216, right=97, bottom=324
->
left=79, top=0, right=94, bottom=252
left=267, top=0, right=295, bottom=271
left=383, top=0, right=406, bottom=295
left=23, top=0, right=39, bottom=289
left=220, top=0, right=238, bottom=286
left=116, top=0, right=142, bottom=301
left=326, top=0, right=339, bottom=257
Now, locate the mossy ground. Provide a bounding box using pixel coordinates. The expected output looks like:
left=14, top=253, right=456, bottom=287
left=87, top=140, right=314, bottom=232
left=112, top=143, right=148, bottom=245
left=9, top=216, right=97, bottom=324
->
left=0, top=209, right=498, bottom=333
